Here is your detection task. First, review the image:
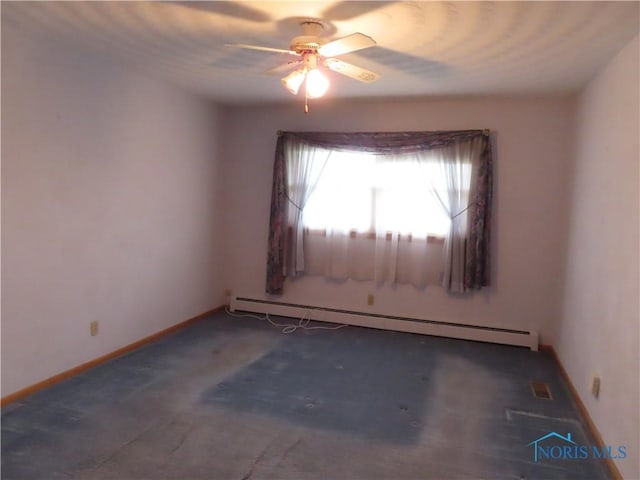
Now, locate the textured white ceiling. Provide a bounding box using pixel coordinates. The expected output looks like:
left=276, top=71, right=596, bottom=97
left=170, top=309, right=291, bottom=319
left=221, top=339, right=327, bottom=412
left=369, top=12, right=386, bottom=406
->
left=3, top=1, right=639, bottom=104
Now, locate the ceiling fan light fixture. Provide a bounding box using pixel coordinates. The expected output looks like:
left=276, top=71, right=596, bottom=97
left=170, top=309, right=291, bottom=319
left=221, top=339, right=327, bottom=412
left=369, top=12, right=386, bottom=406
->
left=281, top=68, right=306, bottom=95
left=305, top=68, right=329, bottom=98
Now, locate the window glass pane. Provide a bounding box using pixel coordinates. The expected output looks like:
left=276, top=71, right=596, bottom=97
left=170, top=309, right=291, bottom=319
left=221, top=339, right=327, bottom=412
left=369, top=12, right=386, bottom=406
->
left=302, top=148, right=464, bottom=237
left=303, top=150, right=374, bottom=232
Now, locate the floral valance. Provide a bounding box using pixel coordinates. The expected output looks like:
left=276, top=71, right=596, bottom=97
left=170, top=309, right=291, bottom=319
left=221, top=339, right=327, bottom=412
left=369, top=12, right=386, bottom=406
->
left=277, top=129, right=490, bottom=154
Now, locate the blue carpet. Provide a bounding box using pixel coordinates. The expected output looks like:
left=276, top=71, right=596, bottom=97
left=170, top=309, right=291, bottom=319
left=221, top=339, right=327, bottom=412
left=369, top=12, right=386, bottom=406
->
left=1, top=311, right=612, bottom=479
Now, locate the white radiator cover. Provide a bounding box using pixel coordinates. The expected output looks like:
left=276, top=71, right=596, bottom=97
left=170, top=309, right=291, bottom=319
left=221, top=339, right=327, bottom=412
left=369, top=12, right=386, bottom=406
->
left=229, top=296, right=539, bottom=351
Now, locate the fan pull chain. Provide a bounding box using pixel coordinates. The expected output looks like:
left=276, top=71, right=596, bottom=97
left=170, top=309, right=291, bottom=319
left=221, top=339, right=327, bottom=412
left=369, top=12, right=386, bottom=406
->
left=304, top=87, right=309, bottom=114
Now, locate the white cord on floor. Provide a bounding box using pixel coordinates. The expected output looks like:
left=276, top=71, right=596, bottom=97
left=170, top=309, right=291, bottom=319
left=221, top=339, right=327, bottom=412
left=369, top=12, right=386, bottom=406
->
left=225, top=306, right=347, bottom=334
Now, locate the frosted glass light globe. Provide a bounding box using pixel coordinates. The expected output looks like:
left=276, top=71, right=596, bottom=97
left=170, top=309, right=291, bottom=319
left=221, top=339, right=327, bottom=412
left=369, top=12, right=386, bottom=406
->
left=305, top=69, right=329, bottom=98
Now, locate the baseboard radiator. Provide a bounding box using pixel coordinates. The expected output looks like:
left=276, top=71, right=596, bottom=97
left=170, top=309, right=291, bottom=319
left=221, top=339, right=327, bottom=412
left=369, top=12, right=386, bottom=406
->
left=230, top=296, right=539, bottom=351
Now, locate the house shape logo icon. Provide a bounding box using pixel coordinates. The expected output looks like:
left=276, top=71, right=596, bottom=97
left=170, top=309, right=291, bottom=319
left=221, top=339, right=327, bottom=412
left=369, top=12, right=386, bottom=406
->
left=527, top=432, right=576, bottom=462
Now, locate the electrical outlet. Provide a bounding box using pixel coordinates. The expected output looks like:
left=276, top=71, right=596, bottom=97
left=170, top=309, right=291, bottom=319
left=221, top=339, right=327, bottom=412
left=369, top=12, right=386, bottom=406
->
left=90, top=321, right=99, bottom=337
left=591, top=375, right=601, bottom=399
left=367, top=294, right=374, bottom=306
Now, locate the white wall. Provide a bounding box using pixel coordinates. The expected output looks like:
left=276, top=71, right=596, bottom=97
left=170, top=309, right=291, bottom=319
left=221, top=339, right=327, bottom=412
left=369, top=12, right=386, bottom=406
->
left=220, top=95, right=575, bottom=342
left=557, top=35, right=639, bottom=479
left=1, top=22, right=226, bottom=395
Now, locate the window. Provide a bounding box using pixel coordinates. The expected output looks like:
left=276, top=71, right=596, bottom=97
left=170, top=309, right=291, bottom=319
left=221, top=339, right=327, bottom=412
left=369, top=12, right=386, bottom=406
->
left=301, top=148, right=468, bottom=238
left=266, top=131, right=492, bottom=294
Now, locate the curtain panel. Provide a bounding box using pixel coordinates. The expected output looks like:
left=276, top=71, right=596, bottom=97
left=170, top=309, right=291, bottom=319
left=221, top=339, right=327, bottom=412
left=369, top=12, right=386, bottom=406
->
left=266, top=130, right=493, bottom=295
left=265, top=135, right=287, bottom=295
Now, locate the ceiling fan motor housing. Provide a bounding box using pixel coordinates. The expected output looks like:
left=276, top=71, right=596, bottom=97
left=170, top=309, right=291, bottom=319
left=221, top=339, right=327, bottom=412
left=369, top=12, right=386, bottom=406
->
left=290, top=20, right=326, bottom=53
left=290, top=36, right=323, bottom=54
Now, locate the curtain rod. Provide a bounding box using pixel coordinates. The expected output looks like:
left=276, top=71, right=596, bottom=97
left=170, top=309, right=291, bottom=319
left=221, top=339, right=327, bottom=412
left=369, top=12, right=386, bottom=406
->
left=278, top=129, right=491, bottom=136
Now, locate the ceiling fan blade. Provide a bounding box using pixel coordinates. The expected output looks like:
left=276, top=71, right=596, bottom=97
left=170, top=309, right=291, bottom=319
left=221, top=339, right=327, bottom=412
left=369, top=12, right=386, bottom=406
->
left=322, top=1, right=392, bottom=21
left=225, top=44, right=298, bottom=56
left=265, top=60, right=302, bottom=76
left=173, top=1, right=271, bottom=22
left=318, top=33, right=376, bottom=57
left=324, top=58, right=380, bottom=83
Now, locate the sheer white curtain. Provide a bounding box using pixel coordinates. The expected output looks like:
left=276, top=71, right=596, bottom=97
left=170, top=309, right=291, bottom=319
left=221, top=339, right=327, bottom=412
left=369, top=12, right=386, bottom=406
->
left=301, top=149, right=448, bottom=287
left=284, top=139, right=331, bottom=275
left=303, top=151, right=377, bottom=280
left=421, top=138, right=483, bottom=292
left=372, top=152, right=449, bottom=285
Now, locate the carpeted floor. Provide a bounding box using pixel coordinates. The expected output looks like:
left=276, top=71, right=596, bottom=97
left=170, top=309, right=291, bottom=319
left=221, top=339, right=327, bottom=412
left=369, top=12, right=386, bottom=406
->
left=1, top=311, right=611, bottom=479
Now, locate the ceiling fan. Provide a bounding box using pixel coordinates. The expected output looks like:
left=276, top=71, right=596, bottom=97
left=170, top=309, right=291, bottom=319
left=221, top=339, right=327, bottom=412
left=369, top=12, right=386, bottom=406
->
left=226, top=19, right=380, bottom=112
